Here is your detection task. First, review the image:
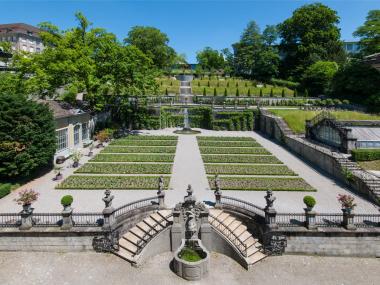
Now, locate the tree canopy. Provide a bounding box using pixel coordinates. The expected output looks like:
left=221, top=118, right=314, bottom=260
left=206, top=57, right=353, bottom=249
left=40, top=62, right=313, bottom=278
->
left=354, top=10, right=380, bottom=56
left=196, top=47, right=225, bottom=72
left=301, top=61, right=339, bottom=96
left=278, top=3, right=344, bottom=80
left=124, top=26, right=176, bottom=70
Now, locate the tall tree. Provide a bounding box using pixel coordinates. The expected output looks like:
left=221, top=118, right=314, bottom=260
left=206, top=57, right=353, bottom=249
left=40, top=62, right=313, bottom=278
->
left=124, top=26, right=176, bottom=70
left=301, top=61, right=338, bottom=96
left=354, top=10, right=380, bottom=56
left=232, top=21, right=279, bottom=81
left=196, top=47, right=225, bottom=72
left=278, top=3, right=344, bottom=80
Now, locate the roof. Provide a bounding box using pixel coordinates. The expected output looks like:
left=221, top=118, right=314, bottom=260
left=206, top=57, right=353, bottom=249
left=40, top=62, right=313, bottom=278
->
left=0, top=23, right=41, bottom=36
left=39, top=100, right=87, bottom=119
left=349, top=127, right=380, bottom=142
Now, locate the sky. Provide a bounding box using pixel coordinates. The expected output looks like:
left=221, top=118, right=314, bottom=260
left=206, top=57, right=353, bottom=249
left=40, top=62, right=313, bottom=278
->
left=0, top=0, right=379, bottom=62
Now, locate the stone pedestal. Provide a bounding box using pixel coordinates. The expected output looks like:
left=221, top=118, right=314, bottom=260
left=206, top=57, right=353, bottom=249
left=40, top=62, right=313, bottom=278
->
left=265, top=208, right=278, bottom=230
left=102, top=207, right=116, bottom=231
left=343, top=210, right=356, bottom=230
left=61, top=207, right=73, bottom=230
left=215, top=192, right=222, bottom=209
left=20, top=208, right=34, bottom=231
left=158, top=192, right=166, bottom=210
left=171, top=223, right=183, bottom=251
left=305, top=209, right=317, bottom=230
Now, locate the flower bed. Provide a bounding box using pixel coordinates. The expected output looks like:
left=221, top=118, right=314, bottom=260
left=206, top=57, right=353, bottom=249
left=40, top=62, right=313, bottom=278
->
left=208, top=177, right=315, bottom=191
left=56, top=176, right=170, bottom=190
left=197, top=136, right=254, bottom=141
left=110, top=140, right=178, bottom=146
left=200, top=147, right=270, bottom=155
left=102, top=146, right=177, bottom=154
left=198, top=141, right=261, bottom=147
left=119, top=135, right=178, bottom=140
left=91, top=154, right=175, bottom=162
left=202, top=155, right=282, bottom=164
left=205, top=164, right=296, bottom=176
left=75, top=163, right=173, bottom=174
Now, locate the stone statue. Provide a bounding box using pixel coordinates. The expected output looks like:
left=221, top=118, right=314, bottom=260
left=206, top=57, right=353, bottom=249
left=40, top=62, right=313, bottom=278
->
left=264, top=190, right=276, bottom=211
left=102, top=189, right=114, bottom=208
left=158, top=176, right=164, bottom=194
left=214, top=175, right=221, bottom=193
left=185, top=208, right=197, bottom=239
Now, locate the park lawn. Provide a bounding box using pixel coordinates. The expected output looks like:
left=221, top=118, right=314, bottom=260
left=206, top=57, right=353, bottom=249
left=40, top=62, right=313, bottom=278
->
left=358, top=160, right=380, bottom=171
left=269, top=109, right=380, bottom=134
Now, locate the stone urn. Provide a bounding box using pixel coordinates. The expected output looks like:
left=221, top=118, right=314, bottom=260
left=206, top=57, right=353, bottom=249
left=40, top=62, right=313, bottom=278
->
left=22, top=203, right=32, bottom=213
left=173, top=239, right=209, bottom=281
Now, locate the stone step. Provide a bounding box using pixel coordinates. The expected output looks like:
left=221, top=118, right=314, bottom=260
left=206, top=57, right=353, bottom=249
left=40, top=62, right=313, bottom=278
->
left=119, top=238, right=138, bottom=254
left=218, top=212, right=230, bottom=222
left=223, top=216, right=236, bottom=227
left=136, top=221, right=153, bottom=235
left=143, top=217, right=163, bottom=231
left=150, top=213, right=168, bottom=227
left=123, top=232, right=141, bottom=246
left=210, top=209, right=223, bottom=218
left=233, top=225, right=247, bottom=237
left=115, top=247, right=135, bottom=262
left=157, top=210, right=173, bottom=220
left=228, top=220, right=242, bottom=232
left=247, top=245, right=260, bottom=256
left=244, top=236, right=258, bottom=248
left=238, top=231, right=252, bottom=243
left=247, top=251, right=266, bottom=264
left=130, top=226, right=149, bottom=241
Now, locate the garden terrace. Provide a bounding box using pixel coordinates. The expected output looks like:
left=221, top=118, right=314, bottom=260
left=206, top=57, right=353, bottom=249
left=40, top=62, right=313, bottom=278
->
left=197, top=136, right=314, bottom=191
left=269, top=109, right=380, bottom=134
left=56, top=135, right=178, bottom=190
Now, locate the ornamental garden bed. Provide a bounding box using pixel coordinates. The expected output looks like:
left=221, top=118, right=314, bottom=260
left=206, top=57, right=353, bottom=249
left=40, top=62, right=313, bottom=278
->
left=207, top=176, right=315, bottom=191
left=102, top=146, right=177, bottom=154
left=197, top=136, right=254, bottom=141
left=197, top=141, right=261, bottom=147
left=110, top=140, right=178, bottom=146
left=56, top=176, right=170, bottom=190
left=202, top=155, right=282, bottom=164
left=75, top=163, right=173, bottom=174
left=200, top=147, right=270, bottom=155
left=119, top=135, right=178, bottom=140
left=205, top=164, right=296, bottom=176
left=91, top=154, right=175, bottom=162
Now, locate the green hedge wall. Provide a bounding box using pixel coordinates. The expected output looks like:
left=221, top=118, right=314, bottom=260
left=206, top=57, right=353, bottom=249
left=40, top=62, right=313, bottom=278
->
left=0, top=183, right=11, bottom=199
left=351, top=149, right=380, bottom=161
left=213, top=110, right=255, bottom=131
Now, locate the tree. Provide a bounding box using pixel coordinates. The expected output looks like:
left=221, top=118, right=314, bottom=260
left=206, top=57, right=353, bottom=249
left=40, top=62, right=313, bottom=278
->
left=232, top=21, right=280, bottom=81
left=354, top=10, right=380, bottom=56
left=278, top=3, right=344, bottom=80
left=0, top=93, right=56, bottom=179
left=124, top=26, right=176, bottom=70
left=213, top=88, right=217, bottom=96
left=196, top=47, right=225, bottom=72
left=331, top=61, right=380, bottom=111
left=301, top=61, right=339, bottom=96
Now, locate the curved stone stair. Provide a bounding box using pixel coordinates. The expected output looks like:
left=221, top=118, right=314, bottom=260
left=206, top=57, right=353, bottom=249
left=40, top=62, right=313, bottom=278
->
left=115, top=210, right=173, bottom=264
left=209, top=209, right=266, bottom=266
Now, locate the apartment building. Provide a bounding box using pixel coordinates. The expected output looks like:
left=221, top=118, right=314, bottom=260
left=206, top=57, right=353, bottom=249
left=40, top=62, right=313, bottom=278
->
left=0, top=23, right=44, bottom=53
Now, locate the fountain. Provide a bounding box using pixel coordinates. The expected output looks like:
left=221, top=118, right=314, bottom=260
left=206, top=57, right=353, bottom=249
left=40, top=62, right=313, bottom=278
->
left=172, top=185, right=210, bottom=281
left=173, top=108, right=201, bottom=134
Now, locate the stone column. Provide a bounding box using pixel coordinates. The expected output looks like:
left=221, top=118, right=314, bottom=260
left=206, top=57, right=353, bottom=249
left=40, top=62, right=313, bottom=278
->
left=264, top=190, right=278, bottom=230
left=102, top=190, right=116, bottom=231
left=305, top=209, right=317, bottom=230
left=199, top=208, right=212, bottom=250
left=19, top=206, right=34, bottom=230
left=214, top=175, right=222, bottom=209
left=61, top=206, right=73, bottom=230
left=171, top=205, right=183, bottom=251
left=342, top=210, right=356, bottom=230
left=157, top=176, right=166, bottom=209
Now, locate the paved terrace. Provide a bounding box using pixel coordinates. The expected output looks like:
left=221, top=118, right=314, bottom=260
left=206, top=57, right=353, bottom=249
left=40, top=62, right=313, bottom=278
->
left=0, top=129, right=378, bottom=213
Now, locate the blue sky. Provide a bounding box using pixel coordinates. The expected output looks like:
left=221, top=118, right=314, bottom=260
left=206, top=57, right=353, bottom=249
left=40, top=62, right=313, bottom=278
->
left=1, top=0, right=379, bottom=62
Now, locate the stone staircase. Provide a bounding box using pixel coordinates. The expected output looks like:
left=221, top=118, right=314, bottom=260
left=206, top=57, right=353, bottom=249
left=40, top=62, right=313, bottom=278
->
left=115, top=210, right=173, bottom=264
left=209, top=209, right=266, bottom=265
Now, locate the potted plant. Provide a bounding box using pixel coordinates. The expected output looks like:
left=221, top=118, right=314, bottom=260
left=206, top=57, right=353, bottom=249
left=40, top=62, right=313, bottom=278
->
left=61, top=195, right=73, bottom=211
left=337, top=194, right=357, bottom=214
left=303, top=195, right=316, bottom=211
left=71, top=150, right=82, bottom=168
left=95, top=130, right=109, bottom=148
left=14, top=189, right=39, bottom=212
left=53, top=165, right=63, bottom=181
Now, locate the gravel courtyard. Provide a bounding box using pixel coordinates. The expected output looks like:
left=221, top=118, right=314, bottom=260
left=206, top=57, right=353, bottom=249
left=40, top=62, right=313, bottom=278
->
left=0, top=251, right=378, bottom=285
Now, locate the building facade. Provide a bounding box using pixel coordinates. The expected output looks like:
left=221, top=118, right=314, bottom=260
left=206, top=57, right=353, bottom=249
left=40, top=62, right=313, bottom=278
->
left=343, top=41, right=361, bottom=54
left=0, top=23, right=44, bottom=53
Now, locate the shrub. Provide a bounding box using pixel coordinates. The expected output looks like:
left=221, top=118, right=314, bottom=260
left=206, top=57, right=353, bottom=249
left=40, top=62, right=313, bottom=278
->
left=271, top=78, right=300, bottom=89
left=213, top=88, right=217, bottom=96
left=224, top=88, right=227, bottom=96
left=165, top=88, right=168, bottom=95
left=281, top=89, right=285, bottom=97
left=248, top=89, right=251, bottom=97
left=351, top=149, right=380, bottom=161
left=61, top=195, right=73, bottom=206
left=14, top=189, right=39, bottom=205
left=270, top=89, right=274, bottom=97
left=236, top=88, right=240, bottom=97
left=260, top=89, right=263, bottom=97
left=0, top=94, right=56, bottom=179
left=0, top=183, right=11, bottom=199
left=337, top=194, right=357, bottom=209
left=203, top=87, right=206, bottom=96
left=303, top=195, right=316, bottom=208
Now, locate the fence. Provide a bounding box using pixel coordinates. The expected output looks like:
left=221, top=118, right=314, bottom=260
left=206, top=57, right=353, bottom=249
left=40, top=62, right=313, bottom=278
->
left=113, top=196, right=158, bottom=218
left=220, top=196, right=265, bottom=217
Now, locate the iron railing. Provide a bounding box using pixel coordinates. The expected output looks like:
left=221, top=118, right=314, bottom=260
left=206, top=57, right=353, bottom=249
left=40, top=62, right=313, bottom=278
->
left=209, top=213, right=247, bottom=257
left=315, top=213, right=343, bottom=227
left=276, top=213, right=306, bottom=227
left=33, top=213, right=62, bottom=227
left=113, top=196, right=158, bottom=218
left=72, top=213, right=104, bottom=227
left=0, top=213, right=21, bottom=227
left=220, top=196, right=265, bottom=217
left=354, top=214, right=380, bottom=228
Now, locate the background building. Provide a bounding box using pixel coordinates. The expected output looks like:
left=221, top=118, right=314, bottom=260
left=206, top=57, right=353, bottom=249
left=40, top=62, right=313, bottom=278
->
left=343, top=41, right=361, bottom=54
left=0, top=23, right=44, bottom=53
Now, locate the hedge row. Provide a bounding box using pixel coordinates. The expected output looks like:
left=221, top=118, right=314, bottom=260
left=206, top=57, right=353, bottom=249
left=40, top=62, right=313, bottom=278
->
left=91, top=154, right=175, bottom=162
left=351, top=149, right=380, bottom=161
left=202, top=155, right=282, bottom=164
left=198, top=141, right=261, bottom=147
left=208, top=176, right=315, bottom=191
left=200, top=147, right=269, bottom=155
left=110, top=140, right=178, bottom=146
left=75, top=163, right=173, bottom=174
left=56, top=176, right=170, bottom=190
left=205, top=164, right=296, bottom=176
left=102, top=146, right=177, bottom=154
left=120, top=135, right=178, bottom=140
left=197, top=136, right=254, bottom=141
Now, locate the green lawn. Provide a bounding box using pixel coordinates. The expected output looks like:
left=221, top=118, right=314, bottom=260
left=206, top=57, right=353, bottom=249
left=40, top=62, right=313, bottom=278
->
left=269, top=109, right=380, bottom=134
left=358, top=160, right=380, bottom=171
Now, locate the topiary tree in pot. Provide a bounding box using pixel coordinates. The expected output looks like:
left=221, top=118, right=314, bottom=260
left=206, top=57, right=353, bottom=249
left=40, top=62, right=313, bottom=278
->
left=303, top=195, right=316, bottom=211
left=61, top=195, right=73, bottom=211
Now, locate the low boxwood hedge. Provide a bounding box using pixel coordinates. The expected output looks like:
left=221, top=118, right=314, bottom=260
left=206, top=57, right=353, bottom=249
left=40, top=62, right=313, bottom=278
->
left=351, top=149, right=380, bottom=161
left=110, top=140, right=178, bottom=146
left=202, top=154, right=282, bottom=164
left=102, top=146, right=176, bottom=154
left=205, top=164, right=296, bottom=176
left=75, top=163, right=173, bottom=174
left=200, top=147, right=270, bottom=155
left=197, top=136, right=254, bottom=141
left=91, top=154, right=175, bottom=162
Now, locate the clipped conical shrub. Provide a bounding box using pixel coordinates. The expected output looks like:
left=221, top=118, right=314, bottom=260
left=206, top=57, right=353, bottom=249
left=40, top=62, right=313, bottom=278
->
left=294, top=89, right=298, bottom=97
left=281, top=89, right=285, bottom=97
left=224, top=88, right=227, bottom=96
left=203, top=87, right=206, bottom=96
left=260, top=89, right=263, bottom=97
left=248, top=88, right=251, bottom=97
left=213, top=88, right=217, bottom=96
left=236, top=88, right=240, bottom=97
left=165, top=88, right=168, bottom=95
left=270, top=88, right=274, bottom=97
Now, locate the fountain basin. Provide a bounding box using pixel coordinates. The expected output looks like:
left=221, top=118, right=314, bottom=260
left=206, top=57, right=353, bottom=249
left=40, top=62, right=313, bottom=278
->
left=173, top=128, right=201, bottom=135
left=173, top=239, right=209, bottom=281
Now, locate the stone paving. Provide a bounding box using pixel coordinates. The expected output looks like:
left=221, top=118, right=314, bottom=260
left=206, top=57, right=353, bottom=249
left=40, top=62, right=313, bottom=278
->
left=0, top=251, right=378, bottom=285
left=0, top=129, right=378, bottom=213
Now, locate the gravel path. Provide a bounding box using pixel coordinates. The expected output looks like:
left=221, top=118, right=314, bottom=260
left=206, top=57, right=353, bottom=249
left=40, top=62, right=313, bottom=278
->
left=0, top=251, right=378, bottom=285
